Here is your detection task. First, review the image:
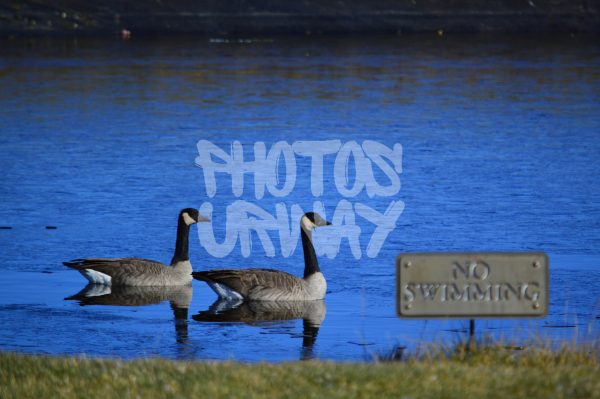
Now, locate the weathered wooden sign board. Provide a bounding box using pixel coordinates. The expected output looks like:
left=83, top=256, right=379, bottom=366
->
left=397, top=252, right=548, bottom=318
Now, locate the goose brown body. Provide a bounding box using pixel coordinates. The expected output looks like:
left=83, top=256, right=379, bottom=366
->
left=64, top=258, right=193, bottom=286
left=192, top=268, right=327, bottom=301
left=63, top=208, right=208, bottom=286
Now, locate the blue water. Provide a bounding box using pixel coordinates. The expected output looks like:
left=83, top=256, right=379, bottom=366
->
left=1, top=34, right=600, bottom=361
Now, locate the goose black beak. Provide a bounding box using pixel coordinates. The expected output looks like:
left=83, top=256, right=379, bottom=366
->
left=197, top=215, right=211, bottom=223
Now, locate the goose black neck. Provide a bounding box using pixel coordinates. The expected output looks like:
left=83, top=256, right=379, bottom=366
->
left=171, top=217, right=191, bottom=265
left=301, top=228, right=320, bottom=278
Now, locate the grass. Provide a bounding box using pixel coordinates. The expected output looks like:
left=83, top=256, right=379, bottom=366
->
left=1, top=346, right=600, bottom=399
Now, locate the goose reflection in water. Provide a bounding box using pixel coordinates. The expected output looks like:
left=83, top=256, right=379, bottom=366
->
left=193, top=299, right=326, bottom=360
left=65, top=284, right=192, bottom=345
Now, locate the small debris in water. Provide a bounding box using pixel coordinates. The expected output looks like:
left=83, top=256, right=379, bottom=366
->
left=0, top=226, right=12, bottom=229
left=41, top=270, right=53, bottom=274
left=348, top=341, right=375, bottom=346
left=543, top=324, right=577, bottom=328
left=45, top=226, right=57, bottom=230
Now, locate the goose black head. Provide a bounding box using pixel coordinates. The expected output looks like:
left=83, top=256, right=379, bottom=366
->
left=180, top=208, right=210, bottom=226
left=301, top=212, right=332, bottom=232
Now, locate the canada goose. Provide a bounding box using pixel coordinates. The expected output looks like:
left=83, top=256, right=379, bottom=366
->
left=192, top=212, right=331, bottom=301
left=63, top=208, right=209, bottom=286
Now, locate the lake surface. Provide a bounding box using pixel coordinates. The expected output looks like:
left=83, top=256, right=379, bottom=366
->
left=1, top=34, right=599, bottom=361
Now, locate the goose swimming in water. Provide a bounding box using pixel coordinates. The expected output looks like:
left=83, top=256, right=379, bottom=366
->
left=63, top=208, right=209, bottom=286
left=192, top=212, right=331, bottom=301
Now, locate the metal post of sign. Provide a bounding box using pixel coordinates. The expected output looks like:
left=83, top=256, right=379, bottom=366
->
left=469, top=319, right=475, bottom=338
left=469, top=319, right=475, bottom=350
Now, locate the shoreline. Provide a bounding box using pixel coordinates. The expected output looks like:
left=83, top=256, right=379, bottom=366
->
left=2, top=1, right=599, bottom=37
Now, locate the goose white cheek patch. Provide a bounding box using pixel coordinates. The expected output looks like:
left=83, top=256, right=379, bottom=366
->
left=182, top=212, right=196, bottom=226
left=300, top=215, right=317, bottom=232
